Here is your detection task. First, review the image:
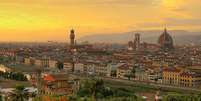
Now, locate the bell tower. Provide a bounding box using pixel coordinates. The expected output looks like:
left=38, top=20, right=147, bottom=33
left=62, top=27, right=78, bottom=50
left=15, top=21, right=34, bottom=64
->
left=70, top=29, right=75, bottom=48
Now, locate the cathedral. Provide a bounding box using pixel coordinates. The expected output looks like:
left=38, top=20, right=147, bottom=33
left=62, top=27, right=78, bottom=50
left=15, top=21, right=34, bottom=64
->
left=158, top=28, right=174, bottom=51
left=128, top=33, right=141, bottom=51
left=128, top=28, right=174, bottom=52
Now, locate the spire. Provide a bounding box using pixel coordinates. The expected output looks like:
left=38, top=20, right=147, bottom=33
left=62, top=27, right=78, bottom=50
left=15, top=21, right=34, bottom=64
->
left=164, top=27, right=167, bottom=34
left=70, top=29, right=75, bottom=34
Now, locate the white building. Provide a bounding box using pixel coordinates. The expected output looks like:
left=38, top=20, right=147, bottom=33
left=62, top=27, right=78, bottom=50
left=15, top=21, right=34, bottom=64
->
left=24, top=57, right=31, bottom=65
left=74, top=62, right=85, bottom=73
left=49, top=60, right=58, bottom=68
left=63, top=61, right=73, bottom=72
left=86, top=63, right=96, bottom=75
left=95, top=64, right=108, bottom=76
left=35, top=59, right=42, bottom=67
left=0, top=65, right=12, bottom=72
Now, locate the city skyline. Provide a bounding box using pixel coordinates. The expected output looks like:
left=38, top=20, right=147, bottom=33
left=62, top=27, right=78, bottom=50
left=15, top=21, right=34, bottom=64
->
left=0, top=0, right=201, bottom=42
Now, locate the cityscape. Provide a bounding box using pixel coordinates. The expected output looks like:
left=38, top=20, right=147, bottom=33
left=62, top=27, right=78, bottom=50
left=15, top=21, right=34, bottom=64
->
left=1, top=0, right=201, bottom=101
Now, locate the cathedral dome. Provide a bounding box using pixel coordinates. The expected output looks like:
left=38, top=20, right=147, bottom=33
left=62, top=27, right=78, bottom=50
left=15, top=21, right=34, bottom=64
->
left=158, top=28, right=174, bottom=50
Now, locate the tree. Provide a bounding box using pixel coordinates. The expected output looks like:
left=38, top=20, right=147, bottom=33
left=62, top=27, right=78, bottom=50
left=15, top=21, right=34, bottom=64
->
left=195, top=93, right=201, bottom=101
left=88, top=79, right=104, bottom=101
left=124, top=74, right=132, bottom=80
left=124, top=69, right=135, bottom=80
left=77, top=79, right=138, bottom=101
left=57, top=61, right=64, bottom=70
left=10, top=85, right=29, bottom=101
left=111, top=70, right=117, bottom=77
left=162, top=93, right=199, bottom=101
left=0, top=95, right=3, bottom=101
left=78, top=79, right=105, bottom=101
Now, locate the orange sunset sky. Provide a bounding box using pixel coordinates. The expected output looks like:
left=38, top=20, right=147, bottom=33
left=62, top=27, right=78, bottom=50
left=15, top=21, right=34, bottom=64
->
left=0, top=0, right=201, bottom=42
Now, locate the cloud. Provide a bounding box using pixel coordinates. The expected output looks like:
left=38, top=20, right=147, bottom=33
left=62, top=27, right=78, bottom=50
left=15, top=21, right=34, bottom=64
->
left=137, top=22, right=164, bottom=28
left=170, top=8, right=187, bottom=12
left=136, top=18, right=201, bottom=30
left=0, top=0, right=159, bottom=6
left=165, top=18, right=201, bottom=26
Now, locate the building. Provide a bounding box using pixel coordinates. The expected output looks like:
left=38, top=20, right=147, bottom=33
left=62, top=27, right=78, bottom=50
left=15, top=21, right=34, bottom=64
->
left=163, top=68, right=201, bottom=88
left=34, top=57, right=58, bottom=68
left=35, top=59, right=43, bottom=67
left=180, top=72, right=201, bottom=88
left=106, top=63, right=121, bottom=77
left=162, top=68, right=181, bottom=86
left=85, top=62, right=96, bottom=75
left=148, top=70, right=162, bottom=83
left=24, top=57, right=35, bottom=65
left=15, top=56, right=24, bottom=64
left=70, top=29, right=76, bottom=49
left=42, top=73, right=79, bottom=96
left=24, top=57, right=31, bottom=65
left=49, top=60, right=58, bottom=68
left=95, top=63, right=109, bottom=76
left=116, top=64, right=131, bottom=79
left=135, top=67, right=149, bottom=81
left=158, top=28, right=174, bottom=51
left=128, top=33, right=141, bottom=51
left=0, top=65, right=12, bottom=72
left=74, top=62, right=85, bottom=73
left=134, top=33, right=140, bottom=51
left=63, top=60, right=73, bottom=71
left=0, top=50, right=16, bottom=57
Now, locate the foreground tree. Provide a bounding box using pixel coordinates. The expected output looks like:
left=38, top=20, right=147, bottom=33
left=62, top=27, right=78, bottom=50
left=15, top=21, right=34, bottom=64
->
left=10, top=85, right=29, bottom=101
left=0, top=95, right=3, bottom=101
left=77, top=79, right=113, bottom=101
left=85, top=79, right=104, bottom=101
left=163, top=93, right=200, bottom=101
left=77, top=79, right=138, bottom=101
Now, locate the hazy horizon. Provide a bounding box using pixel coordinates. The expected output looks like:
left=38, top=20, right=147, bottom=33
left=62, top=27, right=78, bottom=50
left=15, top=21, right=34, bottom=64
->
left=0, top=29, right=201, bottom=43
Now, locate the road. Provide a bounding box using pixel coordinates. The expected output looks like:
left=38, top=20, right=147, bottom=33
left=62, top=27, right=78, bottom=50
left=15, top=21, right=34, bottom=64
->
left=103, top=77, right=201, bottom=92
left=70, top=73, right=201, bottom=93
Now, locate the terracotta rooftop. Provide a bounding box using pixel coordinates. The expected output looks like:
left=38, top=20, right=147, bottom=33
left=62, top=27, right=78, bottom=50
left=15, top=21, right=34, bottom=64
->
left=163, top=68, right=181, bottom=72
left=43, top=74, right=69, bottom=81
left=117, top=64, right=130, bottom=70
left=180, top=72, right=201, bottom=77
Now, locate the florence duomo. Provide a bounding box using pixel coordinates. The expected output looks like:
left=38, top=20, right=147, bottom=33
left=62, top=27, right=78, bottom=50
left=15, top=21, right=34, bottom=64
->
left=128, top=28, right=174, bottom=52
left=158, top=28, right=174, bottom=51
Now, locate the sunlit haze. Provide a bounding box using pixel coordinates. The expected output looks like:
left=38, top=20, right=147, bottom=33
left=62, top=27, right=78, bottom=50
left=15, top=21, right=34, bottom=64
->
left=0, top=0, right=201, bottom=42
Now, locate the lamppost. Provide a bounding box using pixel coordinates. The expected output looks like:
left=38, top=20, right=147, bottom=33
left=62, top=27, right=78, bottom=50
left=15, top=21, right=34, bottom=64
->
left=36, top=68, right=42, bottom=101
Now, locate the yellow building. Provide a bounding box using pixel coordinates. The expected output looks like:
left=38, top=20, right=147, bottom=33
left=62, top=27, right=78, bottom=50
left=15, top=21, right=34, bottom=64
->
left=162, top=68, right=181, bottom=86
left=24, top=57, right=31, bottom=65
left=163, top=68, right=201, bottom=88
left=180, top=72, right=201, bottom=88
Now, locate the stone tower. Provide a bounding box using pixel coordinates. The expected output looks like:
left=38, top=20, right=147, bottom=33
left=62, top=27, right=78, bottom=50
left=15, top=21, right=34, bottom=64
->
left=70, top=29, right=75, bottom=49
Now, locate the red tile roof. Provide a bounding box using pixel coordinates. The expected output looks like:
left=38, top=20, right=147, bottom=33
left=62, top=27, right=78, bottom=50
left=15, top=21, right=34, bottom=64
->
left=117, top=64, right=130, bottom=70
left=43, top=75, right=55, bottom=82
left=163, top=68, right=181, bottom=73
left=180, top=72, right=201, bottom=77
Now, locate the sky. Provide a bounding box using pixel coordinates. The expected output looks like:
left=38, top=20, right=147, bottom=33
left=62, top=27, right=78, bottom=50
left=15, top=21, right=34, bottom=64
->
left=0, top=0, right=201, bottom=42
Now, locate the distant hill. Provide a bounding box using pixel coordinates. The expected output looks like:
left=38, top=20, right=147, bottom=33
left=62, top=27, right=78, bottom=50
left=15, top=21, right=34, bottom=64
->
left=79, top=30, right=201, bottom=45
